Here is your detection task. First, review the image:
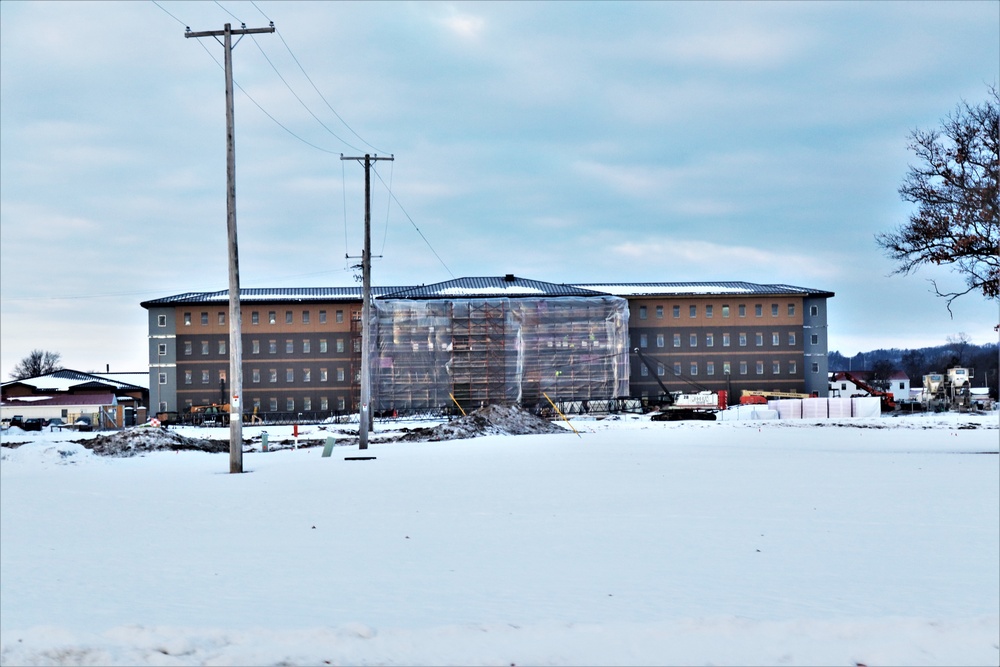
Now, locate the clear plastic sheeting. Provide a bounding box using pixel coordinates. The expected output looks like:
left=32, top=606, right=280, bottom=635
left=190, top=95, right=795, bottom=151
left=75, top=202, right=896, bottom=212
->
left=371, top=296, right=630, bottom=412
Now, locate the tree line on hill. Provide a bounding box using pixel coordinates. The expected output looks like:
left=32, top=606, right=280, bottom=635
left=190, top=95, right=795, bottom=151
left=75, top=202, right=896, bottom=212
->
left=829, top=333, right=998, bottom=399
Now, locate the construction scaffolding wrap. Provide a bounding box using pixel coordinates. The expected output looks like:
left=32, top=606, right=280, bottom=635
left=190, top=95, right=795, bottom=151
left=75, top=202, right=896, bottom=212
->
left=372, top=296, right=630, bottom=413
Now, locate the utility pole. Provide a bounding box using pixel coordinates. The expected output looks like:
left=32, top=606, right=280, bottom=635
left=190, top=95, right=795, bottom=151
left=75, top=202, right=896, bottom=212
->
left=186, top=22, right=274, bottom=473
left=341, top=153, right=393, bottom=450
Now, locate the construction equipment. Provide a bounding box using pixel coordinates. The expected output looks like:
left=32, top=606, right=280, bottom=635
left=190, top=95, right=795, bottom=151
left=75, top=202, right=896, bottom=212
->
left=923, top=367, right=974, bottom=411
left=189, top=403, right=231, bottom=426
left=740, top=389, right=813, bottom=405
left=835, top=372, right=896, bottom=412
left=632, top=348, right=726, bottom=420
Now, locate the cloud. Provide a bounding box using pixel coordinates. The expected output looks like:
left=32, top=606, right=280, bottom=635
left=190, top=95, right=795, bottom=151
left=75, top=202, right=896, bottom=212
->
left=439, top=8, right=486, bottom=41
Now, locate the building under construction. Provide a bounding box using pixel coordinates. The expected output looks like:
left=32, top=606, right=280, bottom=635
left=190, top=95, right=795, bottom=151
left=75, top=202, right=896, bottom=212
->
left=371, top=277, right=629, bottom=413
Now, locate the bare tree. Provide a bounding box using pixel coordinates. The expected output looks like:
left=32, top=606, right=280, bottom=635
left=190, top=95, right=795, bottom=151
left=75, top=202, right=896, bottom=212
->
left=10, top=350, right=62, bottom=380
left=877, top=86, right=999, bottom=313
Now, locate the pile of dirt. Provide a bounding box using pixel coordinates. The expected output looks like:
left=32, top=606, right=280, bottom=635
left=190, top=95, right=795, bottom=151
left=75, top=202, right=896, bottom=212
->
left=397, top=404, right=568, bottom=442
left=85, top=426, right=227, bottom=457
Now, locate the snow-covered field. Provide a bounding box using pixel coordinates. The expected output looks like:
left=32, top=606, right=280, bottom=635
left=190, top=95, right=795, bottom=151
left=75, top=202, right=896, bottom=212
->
left=1, top=411, right=998, bottom=666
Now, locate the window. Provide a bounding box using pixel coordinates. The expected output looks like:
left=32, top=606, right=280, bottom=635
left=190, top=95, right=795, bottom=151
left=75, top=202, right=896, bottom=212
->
left=723, top=361, right=731, bottom=375
left=810, top=305, right=819, bottom=316
left=811, top=362, right=819, bottom=373
left=706, top=333, right=714, bottom=347
left=640, top=365, right=648, bottom=377
left=157, top=343, right=167, bottom=356
left=158, top=401, right=167, bottom=413
left=303, top=397, right=312, bottom=411
left=788, top=332, right=796, bottom=346
left=689, top=333, right=697, bottom=347
left=320, top=368, right=328, bottom=382
left=218, top=312, right=226, bottom=325
left=252, top=311, right=259, bottom=325
left=738, top=304, right=746, bottom=317
left=689, top=305, right=697, bottom=318
left=705, top=305, right=713, bottom=318
left=286, top=369, right=294, bottom=382
left=319, top=310, right=327, bottom=324
left=303, top=368, right=311, bottom=382
left=252, top=369, right=260, bottom=383
left=690, top=362, right=698, bottom=376
left=320, top=339, right=328, bottom=353
left=754, top=304, right=762, bottom=317
left=639, top=333, right=648, bottom=348
left=706, top=361, right=715, bottom=375
left=673, top=333, right=681, bottom=348
left=670, top=363, right=679, bottom=376
left=755, top=333, right=763, bottom=346
left=201, top=341, right=209, bottom=355
left=269, top=398, right=278, bottom=412
left=184, top=312, right=192, bottom=326
left=789, top=361, right=797, bottom=374
left=772, top=361, right=781, bottom=374
left=336, top=339, right=344, bottom=353
left=739, top=361, right=748, bottom=375
left=899, top=382, right=905, bottom=390
left=201, top=312, right=209, bottom=325
left=218, top=340, right=226, bottom=354
left=337, top=368, right=345, bottom=382
left=739, top=333, right=747, bottom=347
left=811, top=334, right=819, bottom=345
left=320, top=397, right=329, bottom=411
left=252, top=340, right=260, bottom=354
left=218, top=369, right=226, bottom=384
left=656, top=334, right=665, bottom=348
left=303, top=340, right=311, bottom=354
left=285, top=340, right=294, bottom=354
left=722, top=305, right=730, bottom=318
left=269, top=340, right=277, bottom=354
left=656, top=305, right=663, bottom=318
left=285, top=311, right=293, bottom=324
left=672, top=305, right=680, bottom=318
left=756, top=361, right=764, bottom=375
left=303, top=311, right=310, bottom=325
left=201, top=370, right=209, bottom=384
left=336, top=310, right=344, bottom=323
left=771, top=304, right=779, bottom=317
left=184, top=370, right=192, bottom=385
left=269, top=369, right=277, bottom=383
left=157, top=314, right=167, bottom=327
left=788, top=304, right=796, bottom=317
left=337, top=397, right=346, bottom=411
left=184, top=341, right=192, bottom=356
left=253, top=398, right=261, bottom=411
left=723, top=333, right=731, bottom=347
left=639, top=305, right=647, bottom=320
left=268, top=311, right=277, bottom=324
left=772, top=333, right=779, bottom=346
left=353, top=339, right=361, bottom=353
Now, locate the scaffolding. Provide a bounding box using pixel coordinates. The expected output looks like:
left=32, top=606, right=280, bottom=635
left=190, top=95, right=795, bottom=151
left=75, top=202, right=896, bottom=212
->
left=372, top=296, right=629, bottom=413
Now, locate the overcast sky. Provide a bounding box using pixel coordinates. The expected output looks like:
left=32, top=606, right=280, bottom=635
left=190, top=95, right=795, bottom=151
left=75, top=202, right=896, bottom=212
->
left=1, top=0, right=998, bottom=378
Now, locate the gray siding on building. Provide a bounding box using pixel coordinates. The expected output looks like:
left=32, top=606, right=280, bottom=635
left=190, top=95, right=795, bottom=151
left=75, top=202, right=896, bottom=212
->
left=802, top=297, right=829, bottom=395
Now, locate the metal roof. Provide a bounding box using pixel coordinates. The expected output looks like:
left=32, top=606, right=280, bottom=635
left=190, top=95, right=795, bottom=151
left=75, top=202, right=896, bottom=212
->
left=381, top=276, right=609, bottom=300
left=571, top=282, right=835, bottom=298
left=1, top=369, right=146, bottom=393
left=142, top=279, right=834, bottom=307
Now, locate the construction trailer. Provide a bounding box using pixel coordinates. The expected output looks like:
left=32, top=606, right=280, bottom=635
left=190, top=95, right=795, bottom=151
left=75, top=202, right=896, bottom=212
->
left=371, top=292, right=630, bottom=415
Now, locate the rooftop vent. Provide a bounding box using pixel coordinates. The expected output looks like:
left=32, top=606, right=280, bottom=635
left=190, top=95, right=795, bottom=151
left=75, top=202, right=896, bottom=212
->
left=504, top=274, right=516, bottom=282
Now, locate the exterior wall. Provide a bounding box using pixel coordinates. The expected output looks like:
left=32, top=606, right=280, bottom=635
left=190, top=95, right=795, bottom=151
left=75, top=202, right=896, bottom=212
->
left=627, top=295, right=810, bottom=399
left=172, top=302, right=361, bottom=418
left=802, top=297, right=829, bottom=395
left=147, top=307, right=177, bottom=413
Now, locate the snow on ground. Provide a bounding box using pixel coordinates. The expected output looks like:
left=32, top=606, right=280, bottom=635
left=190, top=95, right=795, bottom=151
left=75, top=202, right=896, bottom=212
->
left=1, top=410, right=998, bottom=666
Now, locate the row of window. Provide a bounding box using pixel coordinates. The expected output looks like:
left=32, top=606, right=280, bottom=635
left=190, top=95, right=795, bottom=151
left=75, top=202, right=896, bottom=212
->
left=157, top=309, right=349, bottom=328
left=637, top=331, right=813, bottom=349
left=165, top=337, right=360, bottom=357
left=640, top=360, right=800, bottom=377
left=637, top=303, right=818, bottom=320
left=182, top=367, right=355, bottom=385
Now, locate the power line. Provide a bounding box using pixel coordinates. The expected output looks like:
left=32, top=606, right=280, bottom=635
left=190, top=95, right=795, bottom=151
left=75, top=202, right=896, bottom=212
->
left=371, top=168, right=455, bottom=278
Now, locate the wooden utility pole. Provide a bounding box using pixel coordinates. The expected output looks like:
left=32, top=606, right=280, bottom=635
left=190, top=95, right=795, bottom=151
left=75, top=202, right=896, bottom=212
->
left=341, top=154, right=393, bottom=450
left=186, top=22, right=274, bottom=473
